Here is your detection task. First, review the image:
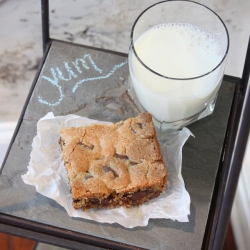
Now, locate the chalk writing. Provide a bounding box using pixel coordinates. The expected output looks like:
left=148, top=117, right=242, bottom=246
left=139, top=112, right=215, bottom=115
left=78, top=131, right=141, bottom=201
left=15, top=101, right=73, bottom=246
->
left=72, top=61, right=127, bottom=93
left=38, top=54, right=127, bottom=106
left=38, top=68, right=64, bottom=106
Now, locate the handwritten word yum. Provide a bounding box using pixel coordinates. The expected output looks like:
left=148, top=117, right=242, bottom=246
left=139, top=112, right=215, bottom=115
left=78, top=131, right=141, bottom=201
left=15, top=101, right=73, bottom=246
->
left=38, top=54, right=127, bottom=106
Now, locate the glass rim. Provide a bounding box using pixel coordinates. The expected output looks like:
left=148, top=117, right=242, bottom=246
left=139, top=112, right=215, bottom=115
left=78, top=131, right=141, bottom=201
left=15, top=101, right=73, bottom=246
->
left=130, top=0, right=230, bottom=81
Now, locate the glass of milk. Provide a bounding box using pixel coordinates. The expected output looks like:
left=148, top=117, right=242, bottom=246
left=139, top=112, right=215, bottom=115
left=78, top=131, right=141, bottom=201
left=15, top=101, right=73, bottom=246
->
left=128, top=0, right=229, bottom=135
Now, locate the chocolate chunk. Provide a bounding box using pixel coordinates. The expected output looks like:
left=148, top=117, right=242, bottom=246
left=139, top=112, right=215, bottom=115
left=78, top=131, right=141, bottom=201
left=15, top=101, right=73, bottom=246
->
left=103, top=165, right=119, bottom=178
left=137, top=122, right=143, bottom=129
left=97, top=157, right=105, bottom=160
left=78, top=141, right=94, bottom=150
left=90, top=198, right=100, bottom=205
left=84, top=173, right=93, bottom=180
left=131, top=190, right=149, bottom=201
left=129, top=161, right=138, bottom=166
left=131, top=126, right=137, bottom=133
left=114, top=153, right=129, bottom=160
left=101, top=198, right=110, bottom=206
left=58, top=137, right=62, bottom=145
left=58, top=137, right=65, bottom=148
left=117, top=122, right=124, bottom=128
left=149, top=191, right=161, bottom=200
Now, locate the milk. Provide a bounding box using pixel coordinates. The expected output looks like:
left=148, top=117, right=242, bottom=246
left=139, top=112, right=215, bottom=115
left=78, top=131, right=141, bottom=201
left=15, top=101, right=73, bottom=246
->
left=129, top=23, right=226, bottom=123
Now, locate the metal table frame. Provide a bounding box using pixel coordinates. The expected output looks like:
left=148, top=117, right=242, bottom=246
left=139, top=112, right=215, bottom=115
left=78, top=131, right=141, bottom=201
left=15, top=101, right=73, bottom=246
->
left=0, top=0, right=249, bottom=249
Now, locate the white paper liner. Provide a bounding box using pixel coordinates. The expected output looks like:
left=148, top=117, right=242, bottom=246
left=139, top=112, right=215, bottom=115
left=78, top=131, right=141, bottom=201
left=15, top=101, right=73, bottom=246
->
left=22, top=112, right=193, bottom=228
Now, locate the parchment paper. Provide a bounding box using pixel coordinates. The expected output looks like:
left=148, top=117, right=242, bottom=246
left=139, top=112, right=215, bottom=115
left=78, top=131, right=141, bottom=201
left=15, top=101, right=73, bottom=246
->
left=22, top=112, right=193, bottom=228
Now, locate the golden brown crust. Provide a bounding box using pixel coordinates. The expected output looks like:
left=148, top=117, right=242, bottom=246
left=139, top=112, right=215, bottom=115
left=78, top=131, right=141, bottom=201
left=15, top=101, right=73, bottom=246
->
left=59, top=113, right=167, bottom=209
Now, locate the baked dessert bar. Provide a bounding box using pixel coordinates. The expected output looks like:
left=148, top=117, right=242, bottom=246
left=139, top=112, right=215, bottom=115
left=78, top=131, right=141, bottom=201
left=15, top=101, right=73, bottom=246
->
left=59, top=113, right=167, bottom=210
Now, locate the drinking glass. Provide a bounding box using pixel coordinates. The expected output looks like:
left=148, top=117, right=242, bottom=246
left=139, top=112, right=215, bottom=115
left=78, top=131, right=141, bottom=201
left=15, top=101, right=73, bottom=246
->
left=128, top=0, right=229, bottom=135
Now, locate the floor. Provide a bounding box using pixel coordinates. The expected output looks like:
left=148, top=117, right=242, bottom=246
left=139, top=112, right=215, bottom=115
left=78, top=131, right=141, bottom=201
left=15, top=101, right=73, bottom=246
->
left=0, top=225, right=237, bottom=250
left=0, top=0, right=249, bottom=249
left=0, top=233, right=35, bottom=250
